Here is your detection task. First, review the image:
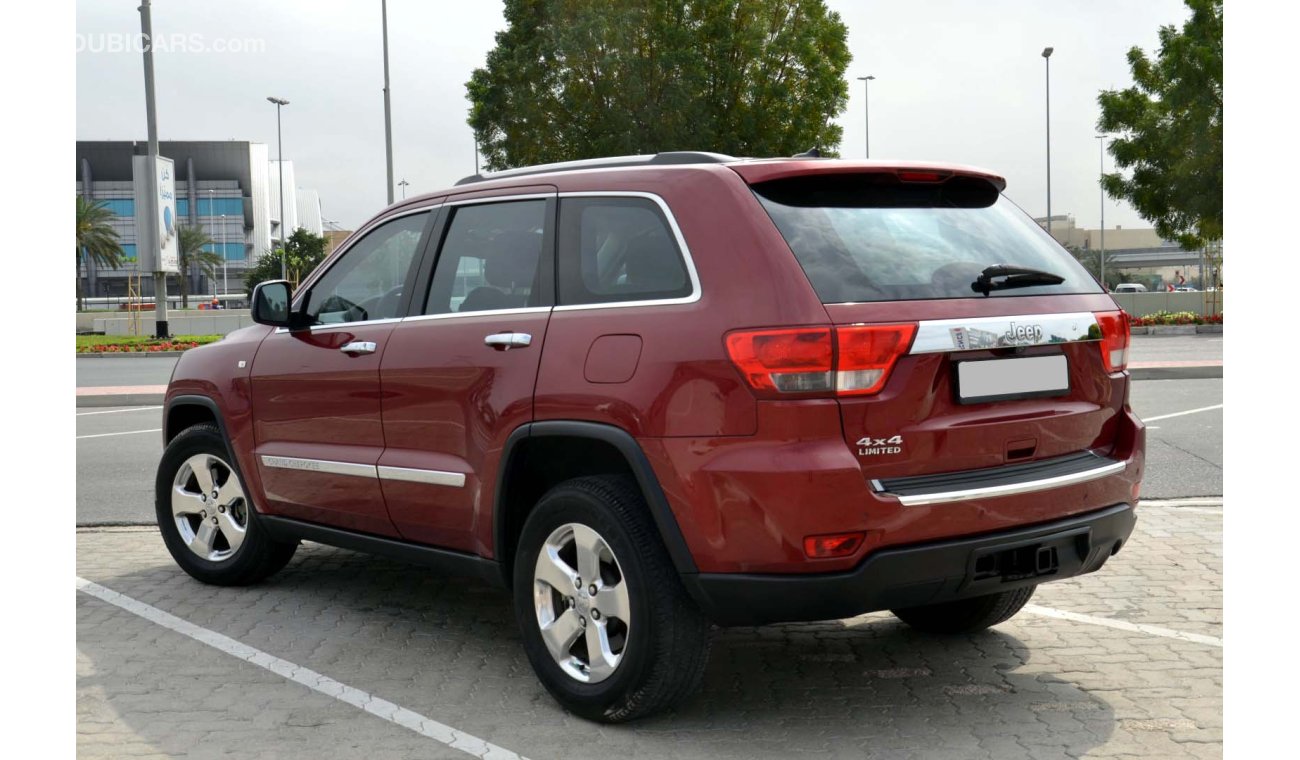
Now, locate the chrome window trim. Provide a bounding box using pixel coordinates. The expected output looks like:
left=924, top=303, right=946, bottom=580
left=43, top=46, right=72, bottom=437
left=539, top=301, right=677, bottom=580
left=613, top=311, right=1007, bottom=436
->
left=909, top=311, right=1100, bottom=355
left=377, top=465, right=467, bottom=488
left=874, top=460, right=1126, bottom=507
left=552, top=191, right=702, bottom=311
left=259, top=455, right=377, bottom=480
left=401, top=306, right=552, bottom=324
left=288, top=204, right=442, bottom=317
left=274, top=316, right=404, bottom=335
left=444, top=192, right=555, bottom=207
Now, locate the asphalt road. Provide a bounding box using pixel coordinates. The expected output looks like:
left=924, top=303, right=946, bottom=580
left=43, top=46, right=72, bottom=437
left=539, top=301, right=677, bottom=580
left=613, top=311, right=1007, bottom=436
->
left=75, top=379, right=1223, bottom=525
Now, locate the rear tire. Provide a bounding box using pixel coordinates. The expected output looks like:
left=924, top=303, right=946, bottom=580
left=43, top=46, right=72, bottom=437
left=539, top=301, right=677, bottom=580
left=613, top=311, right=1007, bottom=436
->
left=513, top=475, right=711, bottom=722
left=155, top=424, right=297, bottom=586
left=891, top=585, right=1036, bottom=634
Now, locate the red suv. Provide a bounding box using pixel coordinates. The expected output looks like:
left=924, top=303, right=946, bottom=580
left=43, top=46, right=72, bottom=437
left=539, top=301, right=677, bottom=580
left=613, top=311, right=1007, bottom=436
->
left=156, top=153, right=1143, bottom=722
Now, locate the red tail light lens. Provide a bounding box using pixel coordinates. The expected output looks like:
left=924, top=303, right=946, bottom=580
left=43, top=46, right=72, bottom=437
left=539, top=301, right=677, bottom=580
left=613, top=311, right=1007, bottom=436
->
left=1095, top=310, right=1131, bottom=372
left=835, top=324, right=918, bottom=395
left=724, top=328, right=833, bottom=393
left=726, top=324, right=916, bottom=397
left=804, top=532, right=865, bottom=558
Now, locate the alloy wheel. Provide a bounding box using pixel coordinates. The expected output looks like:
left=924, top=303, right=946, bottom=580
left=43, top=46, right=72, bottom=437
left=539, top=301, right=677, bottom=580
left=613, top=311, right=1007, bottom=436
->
left=171, top=453, right=249, bottom=562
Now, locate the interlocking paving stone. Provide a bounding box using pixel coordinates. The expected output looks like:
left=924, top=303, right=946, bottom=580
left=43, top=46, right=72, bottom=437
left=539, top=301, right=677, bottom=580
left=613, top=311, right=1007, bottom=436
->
left=77, top=505, right=1222, bottom=758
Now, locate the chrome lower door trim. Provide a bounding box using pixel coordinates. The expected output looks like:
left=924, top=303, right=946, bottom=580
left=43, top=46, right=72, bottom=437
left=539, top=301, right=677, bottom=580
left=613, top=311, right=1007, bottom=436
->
left=909, top=312, right=1101, bottom=354
left=377, top=465, right=467, bottom=488
left=259, top=455, right=377, bottom=479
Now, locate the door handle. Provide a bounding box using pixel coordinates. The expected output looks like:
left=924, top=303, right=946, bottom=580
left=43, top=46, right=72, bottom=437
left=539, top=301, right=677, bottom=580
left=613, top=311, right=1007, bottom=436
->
left=339, top=341, right=377, bottom=355
left=484, top=332, right=532, bottom=351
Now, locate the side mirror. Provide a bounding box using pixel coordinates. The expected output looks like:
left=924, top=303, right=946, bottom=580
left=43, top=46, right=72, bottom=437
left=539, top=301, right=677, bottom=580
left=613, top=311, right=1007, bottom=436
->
left=251, top=280, right=306, bottom=329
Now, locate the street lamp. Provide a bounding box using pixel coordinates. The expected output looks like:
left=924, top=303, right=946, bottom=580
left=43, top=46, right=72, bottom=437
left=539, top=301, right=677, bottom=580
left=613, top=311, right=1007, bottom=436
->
left=208, top=188, right=216, bottom=298
left=856, top=75, right=876, bottom=158
left=398, top=179, right=409, bottom=199
left=382, top=0, right=394, bottom=204
left=267, top=96, right=290, bottom=280
left=1042, top=47, right=1054, bottom=239
left=220, top=213, right=227, bottom=297
left=1096, top=134, right=1111, bottom=291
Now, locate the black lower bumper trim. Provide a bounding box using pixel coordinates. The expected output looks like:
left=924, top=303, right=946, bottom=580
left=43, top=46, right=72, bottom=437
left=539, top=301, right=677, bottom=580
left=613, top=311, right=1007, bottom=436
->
left=682, top=503, right=1136, bottom=626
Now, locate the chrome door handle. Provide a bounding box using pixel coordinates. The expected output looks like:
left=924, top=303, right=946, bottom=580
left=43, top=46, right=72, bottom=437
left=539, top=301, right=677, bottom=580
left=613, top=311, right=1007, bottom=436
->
left=484, top=332, right=532, bottom=350
left=339, top=341, right=377, bottom=355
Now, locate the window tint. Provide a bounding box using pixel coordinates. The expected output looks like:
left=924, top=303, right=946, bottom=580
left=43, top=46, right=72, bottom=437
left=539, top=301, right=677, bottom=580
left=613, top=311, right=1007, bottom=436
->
left=424, top=200, right=548, bottom=314
left=753, top=174, right=1102, bottom=303
left=558, top=197, right=691, bottom=305
left=304, top=212, right=429, bottom=324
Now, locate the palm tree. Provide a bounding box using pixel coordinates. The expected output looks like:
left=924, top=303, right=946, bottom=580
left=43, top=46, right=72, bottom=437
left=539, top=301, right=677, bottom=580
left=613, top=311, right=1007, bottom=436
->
left=75, top=197, right=124, bottom=311
left=176, top=225, right=224, bottom=309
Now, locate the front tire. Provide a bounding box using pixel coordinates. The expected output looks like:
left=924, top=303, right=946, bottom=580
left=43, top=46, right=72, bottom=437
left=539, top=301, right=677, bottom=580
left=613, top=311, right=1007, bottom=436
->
left=891, top=585, right=1036, bottom=634
left=513, top=475, right=711, bottom=722
left=155, top=424, right=297, bottom=586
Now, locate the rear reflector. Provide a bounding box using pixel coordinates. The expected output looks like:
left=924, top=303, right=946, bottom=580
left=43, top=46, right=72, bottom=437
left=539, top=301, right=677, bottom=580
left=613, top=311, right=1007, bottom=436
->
left=725, top=324, right=916, bottom=398
left=804, top=532, right=865, bottom=558
left=1094, top=310, right=1131, bottom=372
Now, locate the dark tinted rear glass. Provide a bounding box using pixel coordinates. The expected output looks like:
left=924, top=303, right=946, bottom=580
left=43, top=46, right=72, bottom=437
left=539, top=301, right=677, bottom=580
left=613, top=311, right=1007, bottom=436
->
left=753, top=174, right=1102, bottom=303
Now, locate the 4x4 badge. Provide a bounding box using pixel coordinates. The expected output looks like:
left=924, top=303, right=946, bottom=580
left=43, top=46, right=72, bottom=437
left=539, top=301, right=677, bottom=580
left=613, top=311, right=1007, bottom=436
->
left=857, top=435, right=903, bottom=456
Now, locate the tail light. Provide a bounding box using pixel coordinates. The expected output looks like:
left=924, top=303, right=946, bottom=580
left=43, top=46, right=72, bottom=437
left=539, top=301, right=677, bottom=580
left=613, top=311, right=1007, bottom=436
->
left=725, top=324, right=916, bottom=398
left=1094, top=310, right=1131, bottom=372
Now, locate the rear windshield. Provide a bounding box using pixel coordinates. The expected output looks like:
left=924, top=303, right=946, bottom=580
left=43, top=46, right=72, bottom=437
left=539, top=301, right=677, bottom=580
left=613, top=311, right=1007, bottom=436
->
left=753, top=174, right=1102, bottom=303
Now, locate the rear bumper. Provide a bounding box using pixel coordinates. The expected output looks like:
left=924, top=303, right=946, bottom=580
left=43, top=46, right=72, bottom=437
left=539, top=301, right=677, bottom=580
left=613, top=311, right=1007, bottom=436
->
left=682, top=502, right=1136, bottom=626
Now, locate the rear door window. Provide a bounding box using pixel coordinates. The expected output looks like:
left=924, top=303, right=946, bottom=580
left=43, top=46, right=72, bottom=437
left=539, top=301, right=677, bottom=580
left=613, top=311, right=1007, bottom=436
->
left=753, top=174, right=1101, bottom=303
left=557, top=196, right=692, bottom=305
left=423, top=200, right=549, bottom=315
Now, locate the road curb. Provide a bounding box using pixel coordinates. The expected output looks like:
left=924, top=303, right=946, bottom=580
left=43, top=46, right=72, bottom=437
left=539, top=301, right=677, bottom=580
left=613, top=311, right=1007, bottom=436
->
left=77, top=351, right=187, bottom=358
left=1130, top=365, right=1222, bottom=381
left=77, top=393, right=166, bottom=408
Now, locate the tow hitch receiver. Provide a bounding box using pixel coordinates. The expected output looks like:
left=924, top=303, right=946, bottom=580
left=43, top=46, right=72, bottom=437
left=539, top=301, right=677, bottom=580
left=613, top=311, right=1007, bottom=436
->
left=970, top=530, right=1089, bottom=584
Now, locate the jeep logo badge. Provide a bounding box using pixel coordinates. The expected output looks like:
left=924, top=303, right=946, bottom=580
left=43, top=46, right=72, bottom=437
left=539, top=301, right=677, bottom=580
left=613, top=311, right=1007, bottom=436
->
left=1003, top=323, right=1044, bottom=345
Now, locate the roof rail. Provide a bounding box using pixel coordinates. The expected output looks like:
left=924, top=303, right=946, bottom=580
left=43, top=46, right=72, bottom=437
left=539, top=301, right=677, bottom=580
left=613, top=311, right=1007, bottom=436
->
left=454, top=151, right=737, bottom=186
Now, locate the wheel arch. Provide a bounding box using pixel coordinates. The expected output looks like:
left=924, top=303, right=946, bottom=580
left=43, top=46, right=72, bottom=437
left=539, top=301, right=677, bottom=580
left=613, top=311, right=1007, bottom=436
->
left=493, top=421, right=698, bottom=587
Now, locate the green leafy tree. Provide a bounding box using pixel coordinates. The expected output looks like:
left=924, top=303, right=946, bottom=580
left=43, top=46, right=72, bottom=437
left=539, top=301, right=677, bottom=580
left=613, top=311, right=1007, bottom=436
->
left=467, top=0, right=851, bottom=171
left=244, top=228, right=331, bottom=298
left=76, top=196, right=124, bottom=311
left=1097, top=0, right=1221, bottom=250
left=176, top=225, right=224, bottom=309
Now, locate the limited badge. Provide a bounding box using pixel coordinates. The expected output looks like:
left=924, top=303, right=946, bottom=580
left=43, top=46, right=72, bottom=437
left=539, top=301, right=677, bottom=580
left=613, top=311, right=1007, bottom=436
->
left=857, top=435, right=903, bottom=456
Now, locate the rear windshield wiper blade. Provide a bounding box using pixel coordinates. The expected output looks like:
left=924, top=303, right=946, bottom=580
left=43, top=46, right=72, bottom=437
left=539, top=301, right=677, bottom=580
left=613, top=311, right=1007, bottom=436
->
left=971, top=265, right=1065, bottom=296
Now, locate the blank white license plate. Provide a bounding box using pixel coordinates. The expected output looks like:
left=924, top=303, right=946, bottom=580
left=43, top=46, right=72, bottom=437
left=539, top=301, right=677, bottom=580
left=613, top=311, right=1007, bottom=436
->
left=956, top=355, right=1069, bottom=404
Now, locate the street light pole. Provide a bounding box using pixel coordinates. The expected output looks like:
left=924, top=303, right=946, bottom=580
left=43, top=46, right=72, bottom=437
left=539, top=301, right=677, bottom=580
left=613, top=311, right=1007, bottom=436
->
left=208, top=188, right=216, bottom=297
left=398, top=179, right=409, bottom=199
left=382, top=0, right=394, bottom=205
left=856, top=75, right=876, bottom=158
left=220, top=213, right=227, bottom=297
left=267, top=96, right=290, bottom=281
left=1042, top=47, right=1054, bottom=239
left=139, top=0, right=169, bottom=337
left=1096, top=134, right=1109, bottom=291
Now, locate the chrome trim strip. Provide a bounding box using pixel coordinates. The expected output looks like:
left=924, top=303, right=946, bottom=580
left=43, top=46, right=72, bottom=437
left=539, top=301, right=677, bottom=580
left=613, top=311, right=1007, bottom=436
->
left=909, top=312, right=1100, bottom=355
left=400, top=306, right=552, bottom=324
left=259, top=455, right=377, bottom=479
left=552, top=191, right=702, bottom=311
left=445, top=192, right=555, bottom=206
left=274, top=317, right=403, bottom=335
left=376, top=465, right=467, bottom=488
left=878, top=460, right=1126, bottom=507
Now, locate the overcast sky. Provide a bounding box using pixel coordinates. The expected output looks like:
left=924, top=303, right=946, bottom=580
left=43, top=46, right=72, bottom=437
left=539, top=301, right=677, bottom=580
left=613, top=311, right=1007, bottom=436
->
left=76, top=0, right=1191, bottom=231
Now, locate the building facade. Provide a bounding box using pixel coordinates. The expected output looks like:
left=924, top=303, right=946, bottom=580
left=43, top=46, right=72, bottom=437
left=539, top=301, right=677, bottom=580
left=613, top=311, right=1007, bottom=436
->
left=76, top=140, right=323, bottom=300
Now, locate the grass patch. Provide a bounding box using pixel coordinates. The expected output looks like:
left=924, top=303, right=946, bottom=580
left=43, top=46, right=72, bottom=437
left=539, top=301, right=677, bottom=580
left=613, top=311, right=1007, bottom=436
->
left=77, top=334, right=223, bottom=353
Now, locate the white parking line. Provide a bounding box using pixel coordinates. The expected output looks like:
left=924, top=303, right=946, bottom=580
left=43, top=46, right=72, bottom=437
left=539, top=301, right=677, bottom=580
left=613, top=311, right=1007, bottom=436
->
left=1024, top=604, right=1222, bottom=647
left=76, top=428, right=162, bottom=440
left=76, top=577, right=527, bottom=760
left=77, top=406, right=162, bottom=416
left=1142, top=404, right=1223, bottom=423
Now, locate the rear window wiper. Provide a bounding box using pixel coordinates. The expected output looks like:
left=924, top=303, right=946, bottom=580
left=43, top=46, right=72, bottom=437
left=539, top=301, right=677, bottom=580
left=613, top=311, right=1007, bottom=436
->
left=971, top=265, right=1065, bottom=296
